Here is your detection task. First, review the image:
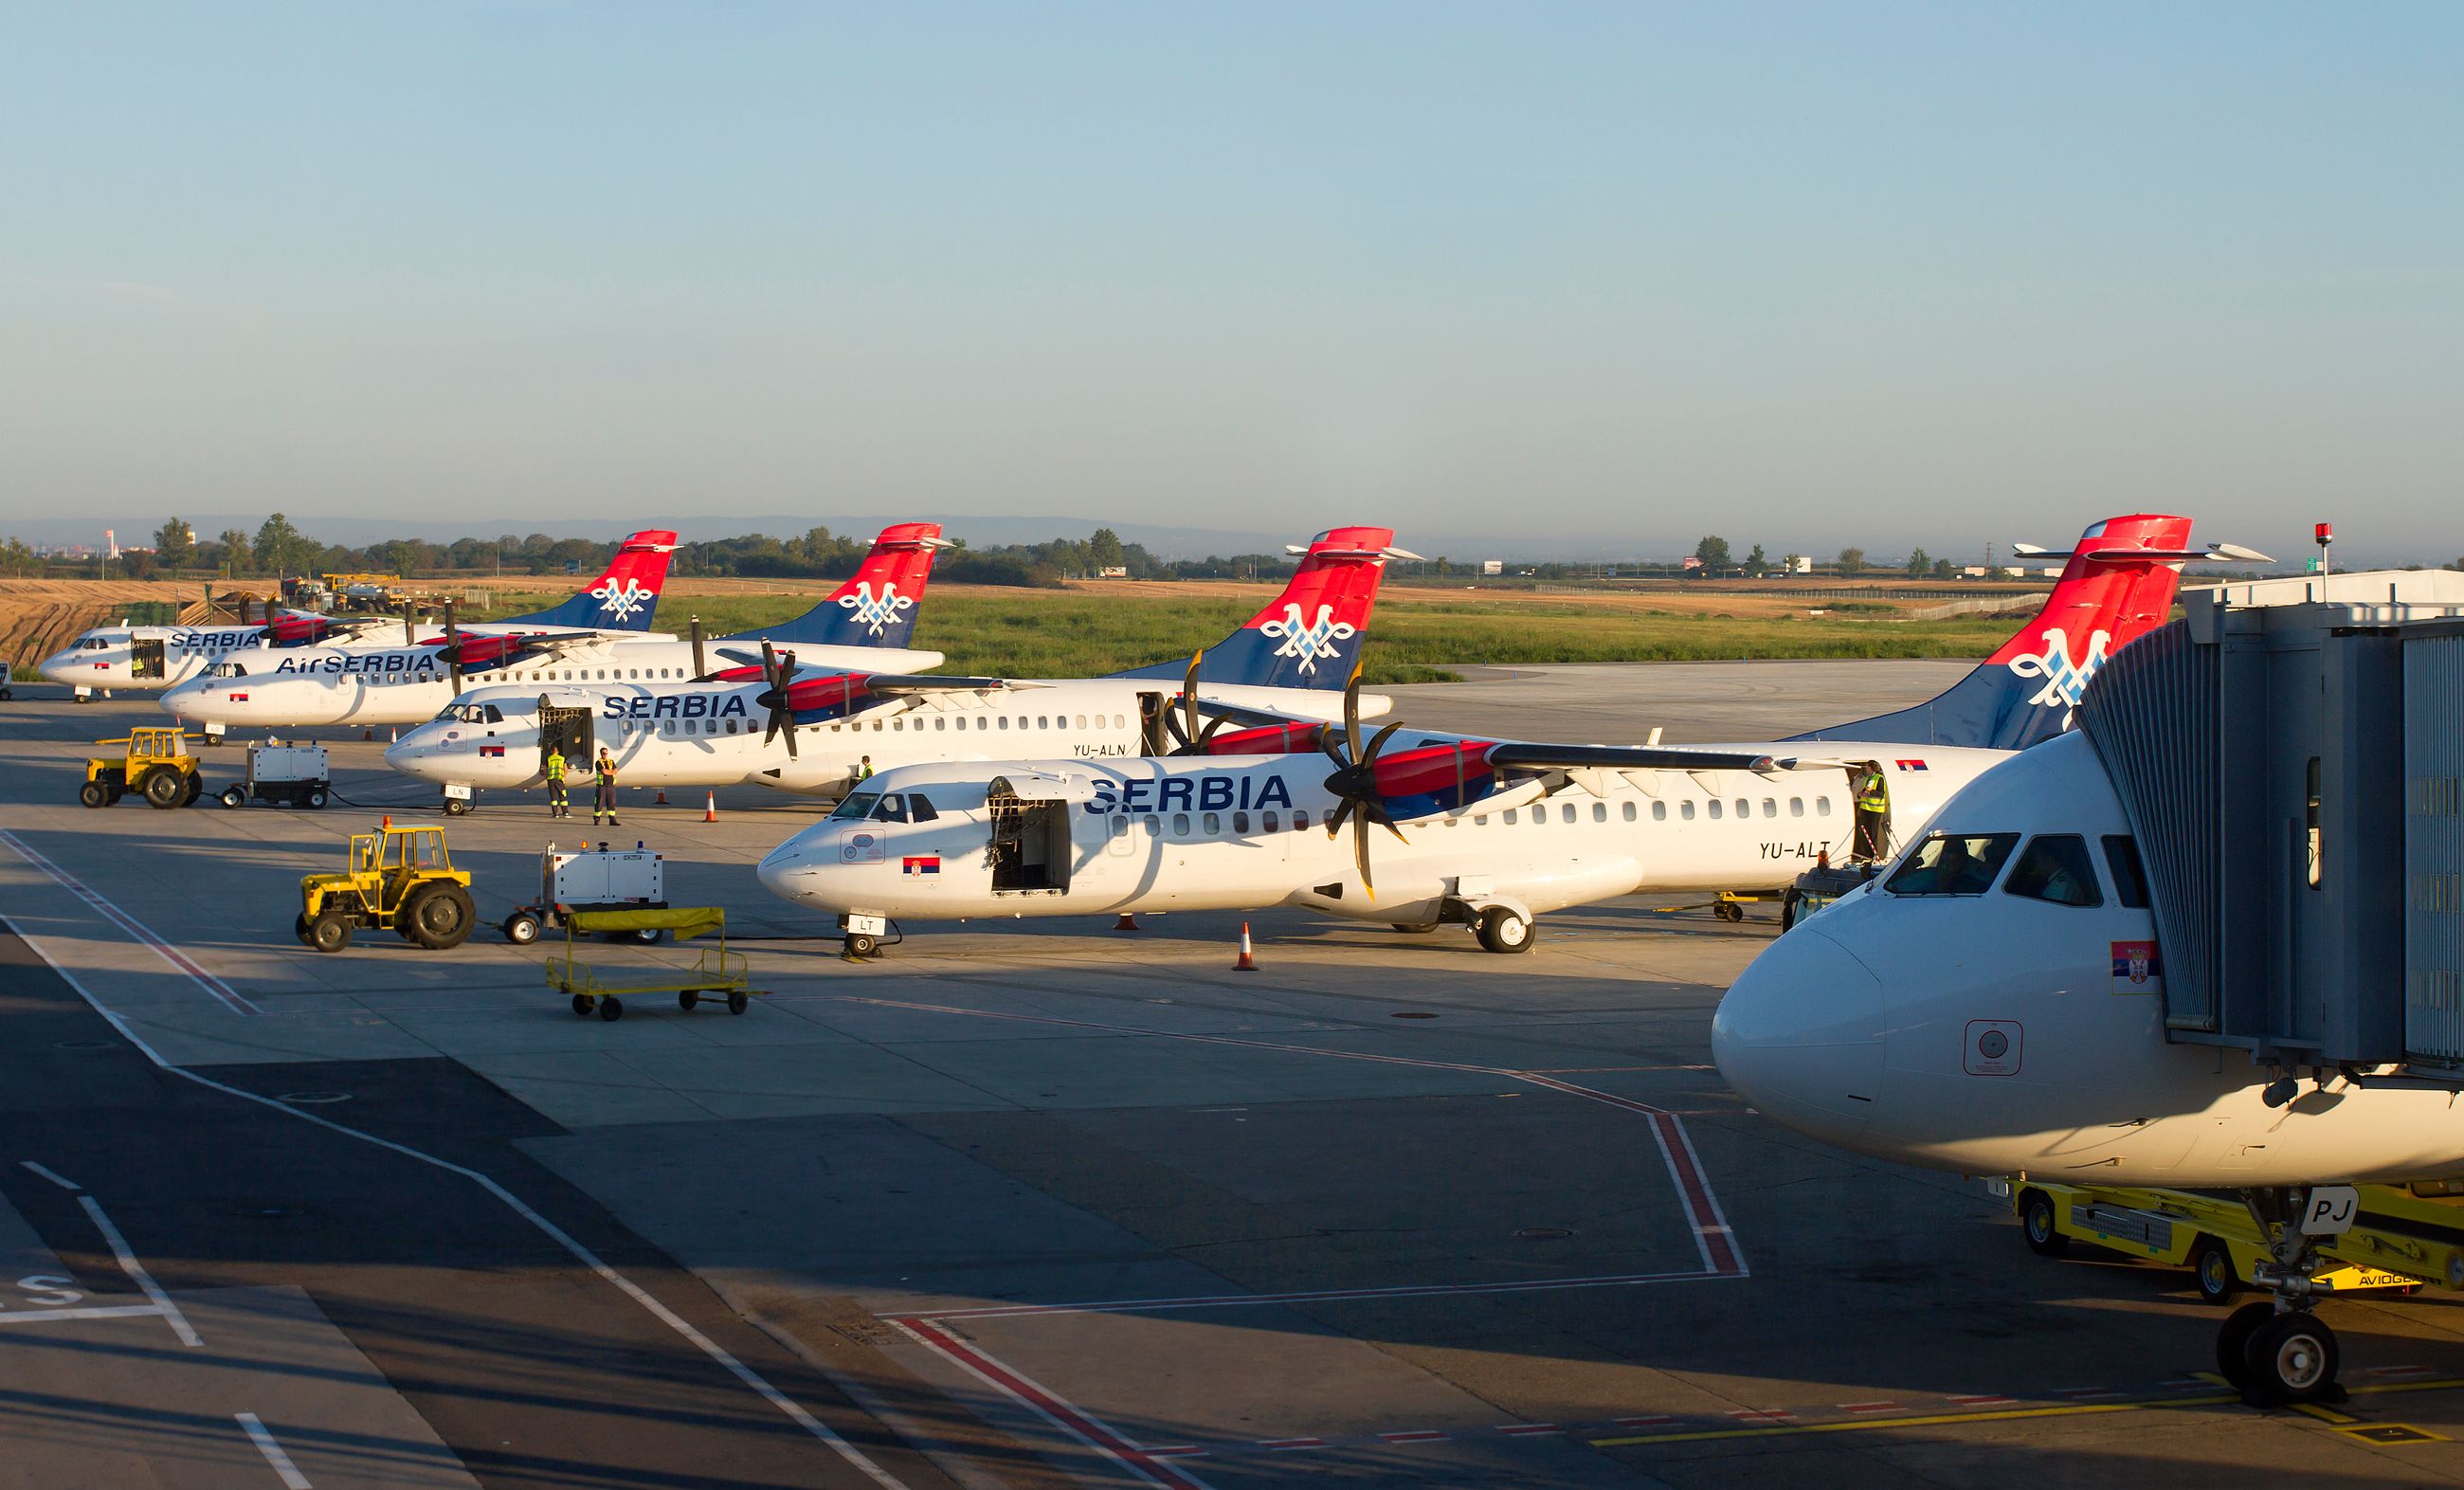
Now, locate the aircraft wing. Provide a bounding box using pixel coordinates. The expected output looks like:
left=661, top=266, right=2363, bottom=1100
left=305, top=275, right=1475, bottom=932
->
left=1483, top=742, right=1797, bottom=773
left=852, top=674, right=1050, bottom=695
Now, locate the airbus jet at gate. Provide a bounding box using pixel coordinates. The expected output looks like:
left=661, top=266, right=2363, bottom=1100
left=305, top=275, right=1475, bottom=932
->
left=159, top=524, right=946, bottom=736
left=384, top=527, right=1419, bottom=807
left=758, top=517, right=2251, bottom=954
left=38, top=531, right=680, bottom=700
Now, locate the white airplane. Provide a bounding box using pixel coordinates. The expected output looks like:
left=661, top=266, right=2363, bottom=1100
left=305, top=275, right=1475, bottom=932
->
left=39, top=531, right=680, bottom=702
left=382, top=527, right=1422, bottom=808
left=758, top=516, right=2255, bottom=954
left=156, top=524, right=948, bottom=741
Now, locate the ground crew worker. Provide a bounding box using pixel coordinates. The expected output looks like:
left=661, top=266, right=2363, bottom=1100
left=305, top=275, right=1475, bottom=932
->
left=592, top=746, right=620, bottom=827
left=544, top=744, right=570, bottom=819
left=857, top=755, right=875, bottom=783
left=1853, top=763, right=1890, bottom=862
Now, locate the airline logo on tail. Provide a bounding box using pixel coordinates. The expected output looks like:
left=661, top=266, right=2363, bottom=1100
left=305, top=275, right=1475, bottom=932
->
left=589, top=576, right=657, bottom=623
left=2007, top=626, right=2111, bottom=725
left=1259, top=602, right=1358, bottom=676
left=837, top=581, right=915, bottom=636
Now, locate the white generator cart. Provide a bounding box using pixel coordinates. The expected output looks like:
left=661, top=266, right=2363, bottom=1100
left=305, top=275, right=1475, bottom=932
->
left=502, top=843, right=668, bottom=945
left=220, top=743, right=332, bottom=809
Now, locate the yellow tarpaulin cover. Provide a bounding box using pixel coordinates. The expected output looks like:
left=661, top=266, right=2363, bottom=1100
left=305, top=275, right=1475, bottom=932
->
left=565, top=906, right=726, bottom=941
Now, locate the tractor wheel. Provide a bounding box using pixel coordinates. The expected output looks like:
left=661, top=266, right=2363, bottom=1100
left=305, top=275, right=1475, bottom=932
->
left=143, top=769, right=187, bottom=809
left=403, top=883, right=476, bottom=950
left=308, top=912, right=353, bottom=954
left=79, top=781, right=109, bottom=809
left=180, top=772, right=204, bottom=807
left=294, top=914, right=314, bottom=947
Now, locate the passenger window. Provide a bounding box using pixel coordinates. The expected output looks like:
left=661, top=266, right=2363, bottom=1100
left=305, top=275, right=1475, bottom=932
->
left=1622, top=802, right=1638, bottom=822
left=1076, top=715, right=1087, bottom=730
left=873, top=794, right=909, bottom=823
left=1203, top=812, right=1221, bottom=834
left=1142, top=814, right=1161, bottom=837
left=1503, top=809, right=1519, bottom=825
left=1232, top=811, right=1249, bottom=833
left=1680, top=801, right=1694, bottom=820
left=935, top=718, right=946, bottom=731
left=2103, top=835, right=2150, bottom=909
left=906, top=793, right=939, bottom=823
left=1708, top=801, right=1723, bottom=819
left=1652, top=801, right=1666, bottom=821
left=1038, top=716, right=1050, bottom=730
left=2004, top=834, right=2102, bottom=907
left=724, top=719, right=738, bottom=735
left=1762, top=798, right=1777, bottom=817
left=1172, top=812, right=1191, bottom=836
left=1262, top=810, right=1279, bottom=831
left=1109, top=816, right=1128, bottom=839
left=1789, top=797, right=1803, bottom=817
left=1816, top=797, right=1832, bottom=816
left=1561, top=804, right=1576, bottom=824
left=999, top=716, right=1010, bottom=730
left=1593, top=803, right=1606, bottom=823
left=1294, top=810, right=1310, bottom=831
left=1735, top=799, right=1750, bottom=818
left=1887, top=833, right=2021, bottom=896
left=893, top=718, right=904, bottom=731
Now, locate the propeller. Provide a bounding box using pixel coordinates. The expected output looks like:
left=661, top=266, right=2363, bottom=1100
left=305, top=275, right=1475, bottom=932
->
left=442, top=600, right=463, bottom=695
left=1161, top=651, right=1233, bottom=754
left=1316, top=663, right=1408, bottom=898
left=690, top=615, right=709, bottom=681
left=757, top=641, right=800, bottom=758
left=402, top=598, right=415, bottom=646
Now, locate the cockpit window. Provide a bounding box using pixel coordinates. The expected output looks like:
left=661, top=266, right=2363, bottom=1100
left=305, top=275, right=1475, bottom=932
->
left=905, top=792, right=939, bottom=823
left=82, top=637, right=108, bottom=650
left=2102, top=835, right=2149, bottom=909
left=210, top=662, right=247, bottom=678
left=2002, top=834, right=2103, bottom=908
left=1886, top=832, right=2020, bottom=897
left=872, top=794, right=909, bottom=823
left=832, top=790, right=880, bottom=821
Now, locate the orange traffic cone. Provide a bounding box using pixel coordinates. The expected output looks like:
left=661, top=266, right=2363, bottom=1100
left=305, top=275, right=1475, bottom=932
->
left=1232, top=922, right=1258, bottom=972
left=703, top=791, right=717, bottom=823
left=390, top=726, right=398, bottom=743
left=1114, top=913, right=1139, bottom=933
left=654, top=788, right=669, bottom=806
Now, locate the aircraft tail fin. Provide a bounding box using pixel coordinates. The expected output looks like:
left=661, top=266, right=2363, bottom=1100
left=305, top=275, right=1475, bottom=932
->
left=720, top=523, right=951, bottom=646
left=1114, top=526, right=1418, bottom=690
left=503, top=530, right=679, bottom=631
left=1790, top=514, right=2198, bottom=752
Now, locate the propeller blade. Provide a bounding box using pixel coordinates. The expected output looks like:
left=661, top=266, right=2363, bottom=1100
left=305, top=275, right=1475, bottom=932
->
left=1324, top=797, right=1355, bottom=837
left=691, top=616, right=708, bottom=681
left=1343, top=663, right=1365, bottom=765
left=1363, top=719, right=1403, bottom=767
left=1181, top=651, right=1203, bottom=754
left=1352, top=810, right=1375, bottom=899
left=402, top=599, right=413, bottom=646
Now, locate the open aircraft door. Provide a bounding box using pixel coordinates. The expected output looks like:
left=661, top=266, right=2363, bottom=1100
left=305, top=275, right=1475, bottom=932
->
left=537, top=698, right=594, bottom=772
left=132, top=637, right=165, bottom=681
left=987, top=772, right=1095, bottom=895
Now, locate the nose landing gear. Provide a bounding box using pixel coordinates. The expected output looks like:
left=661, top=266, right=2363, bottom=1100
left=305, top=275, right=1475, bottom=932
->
left=2218, top=1187, right=2355, bottom=1407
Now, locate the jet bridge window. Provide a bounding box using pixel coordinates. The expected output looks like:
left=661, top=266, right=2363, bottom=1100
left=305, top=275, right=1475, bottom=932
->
left=2102, top=834, right=2149, bottom=909
left=1886, top=832, right=2020, bottom=897
left=2002, top=834, right=2103, bottom=908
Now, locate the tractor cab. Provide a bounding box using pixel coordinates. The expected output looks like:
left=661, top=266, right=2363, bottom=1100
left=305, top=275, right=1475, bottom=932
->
left=299, top=824, right=476, bottom=954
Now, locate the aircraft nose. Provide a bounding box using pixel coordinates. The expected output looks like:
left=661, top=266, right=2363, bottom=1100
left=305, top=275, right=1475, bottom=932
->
left=755, top=837, right=821, bottom=904
left=38, top=649, right=78, bottom=683
left=1712, top=926, right=1887, bottom=1141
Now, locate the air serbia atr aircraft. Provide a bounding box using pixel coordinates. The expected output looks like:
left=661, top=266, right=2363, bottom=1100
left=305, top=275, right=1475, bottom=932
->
left=384, top=527, right=1420, bottom=808
left=758, top=516, right=2248, bottom=954
left=160, top=524, right=947, bottom=736
left=39, top=532, right=679, bottom=700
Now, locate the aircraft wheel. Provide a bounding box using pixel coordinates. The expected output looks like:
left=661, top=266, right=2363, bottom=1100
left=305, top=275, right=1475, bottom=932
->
left=1713, top=899, right=1745, bottom=923
left=142, top=769, right=187, bottom=809
left=504, top=912, right=543, bottom=946
left=571, top=994, right=593, bottom=1018
left=442, top=798, right=472, bottom=817
left=678, top=990, right=699, bottom=1011
left=2241, top=1310, right=2339, bottom=1404
left=2020, top=1190, right=2069, bottom=1256
left=1475, top=907, right=1535, bottom=954
left=308, top=912, right=353, bottom=954
left=844, top=933, right=879, bottom=958
left=222, top=786, right=248, bottom=809
left=2215, top=1300, right=2274, bottom=1389
left=2189, top=1237, right=2241, bottom=1305
left=599, top=996, right=624, bottom=1022
left=79, top=781, right=109, bottom=809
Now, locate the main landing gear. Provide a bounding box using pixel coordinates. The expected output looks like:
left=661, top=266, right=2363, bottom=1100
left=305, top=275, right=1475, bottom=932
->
left=2217, top=1187, right=2352, bottom=1407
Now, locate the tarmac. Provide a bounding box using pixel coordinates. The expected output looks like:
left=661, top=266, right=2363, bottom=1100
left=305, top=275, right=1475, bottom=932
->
left=7, top=662, right=2464, bottom=1489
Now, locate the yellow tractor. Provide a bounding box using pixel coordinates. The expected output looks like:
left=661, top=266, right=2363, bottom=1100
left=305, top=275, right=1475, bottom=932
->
left=82, top=727, right=204, bottom=809
left=297, top=824, right=477, bottom=954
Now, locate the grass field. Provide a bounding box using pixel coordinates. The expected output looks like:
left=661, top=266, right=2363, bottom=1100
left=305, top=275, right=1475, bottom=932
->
left=462, top=586, right=2021, bottom=683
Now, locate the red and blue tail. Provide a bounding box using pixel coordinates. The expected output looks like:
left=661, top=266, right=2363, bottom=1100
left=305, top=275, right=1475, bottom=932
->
left=1791, top=515, right=2197, bottom=752
left=1115, top=526, right=1415, bottom=690
left=721, top=523, right=950, bottom=647
left=504, top=530, right=679, bottom=631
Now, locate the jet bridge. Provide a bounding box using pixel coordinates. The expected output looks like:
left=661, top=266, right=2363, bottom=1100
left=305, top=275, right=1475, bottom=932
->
left=2075, top=570, right=2464, bottom=1077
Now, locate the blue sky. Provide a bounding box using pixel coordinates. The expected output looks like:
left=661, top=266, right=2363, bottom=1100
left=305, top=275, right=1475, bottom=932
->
left=2, top=3, right=2457, bottom=558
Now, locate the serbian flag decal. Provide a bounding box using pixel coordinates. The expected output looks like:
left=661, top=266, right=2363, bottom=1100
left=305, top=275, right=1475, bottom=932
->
left=480, top=744, right=505, bottom=757
left=1893, top=758, right=1929, bottom=771
left=902, top=856, right=941, bottom=877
